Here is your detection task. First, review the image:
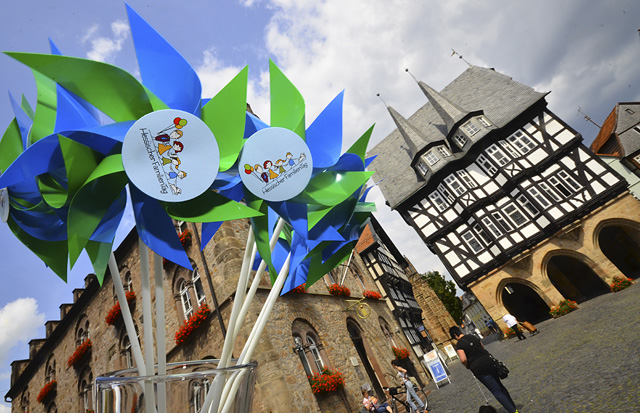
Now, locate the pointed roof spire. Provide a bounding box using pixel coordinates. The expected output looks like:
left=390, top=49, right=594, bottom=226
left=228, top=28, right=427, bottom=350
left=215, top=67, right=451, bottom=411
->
left=417, top=81, right=468, bottom=133
left=386, top=105, right=426, bottom=159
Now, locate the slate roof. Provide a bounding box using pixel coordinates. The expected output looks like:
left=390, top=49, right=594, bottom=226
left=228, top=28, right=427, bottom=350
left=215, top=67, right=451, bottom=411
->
left=367, top=66, right=547, bottom=209
left=590, top=102, right=640, bottom=157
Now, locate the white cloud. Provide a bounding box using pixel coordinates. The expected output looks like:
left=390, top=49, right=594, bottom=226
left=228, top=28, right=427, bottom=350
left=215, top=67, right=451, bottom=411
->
left=0, top=298, right=44, bottom=365
left=84, top=20, right=130, bottom=63
left=0, top=403, right=10, bottom=413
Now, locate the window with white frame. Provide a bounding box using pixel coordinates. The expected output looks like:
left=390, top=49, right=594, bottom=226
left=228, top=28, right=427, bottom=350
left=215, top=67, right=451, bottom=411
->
left=634, top=153, right=640, bottom=164
left=379, top=317, right=396, bottom=347
left=478, top=117, right=491, bottom=128
left=293, top=336, right=312, bottom=376
left=473, top=224, right=492, bottom=244
left=477, top=154, right=498, bottom=175
left=416, top=161, right=429, bottom=175
left=124, top=272, right=133, bottom=292
left=438, top=146, right=451, bottom=158
left=425, top=151, right=439, bottom=166
left=457, top=170, right=477, bottom=188
left=192, top=269, right=206, bottom=306
left=306, top=336, right=325, bottom=371
left=492, top=212, right=513, bottom=232
left=624, top=108, right=634, bottom=115
left=634, top=126, right=640, bottom=134
left=454, top=133, right=467, bottom=148
left=464, top=121, right=480, bottom=136
left=517, top=195, right=539, bottom=216
left=292, top=320, right=330, bottom=376
left=180, top=280, right=193, bottom=319
left=557, top=170, right=581, bottom=192
left=507, top=130, right=536, bottom=154
left=482, top=216, right=502, bottom=238
left=429, top=191, right=449, bottom=211
left=539, top=182, right=562, bottom=202
left=486, top=144, right=509, bottom=166
left=548, top=176, right=572, bottom=197
left=503, top=203, right=528, bottom=226
left=527, top=187, right=550, bottom=208
left=438, top=184, right=455, bottom=203
left=444, top=174, right=467, bottom=196
left=462, top=231, right=483, bottom=253
left=499, top=141, right=520, bottom=158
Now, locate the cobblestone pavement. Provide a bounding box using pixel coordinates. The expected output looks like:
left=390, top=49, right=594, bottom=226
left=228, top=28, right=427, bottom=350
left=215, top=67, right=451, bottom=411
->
left=419, top=283, right=640, bottom=413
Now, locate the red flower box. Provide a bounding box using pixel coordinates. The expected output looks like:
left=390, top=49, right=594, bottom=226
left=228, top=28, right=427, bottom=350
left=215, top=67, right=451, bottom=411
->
left=610, top=276, right=633, bottom=292
left=175, top=304, right=211, bottom=345
left=179, top=229, right=192, bottom=247
left=68, top=339, right=92, bottom=367
left=328, top=283, right=351, bottom=297
left=363, top=290, right=382, bottom=300
left=308, top=368, right=345, bottom=394
left=392, top=346, right=410, bottom=360
left=291, top=283, right=307, bottom=294
left=105, top=291, right=137, bottom=326
left=37, top=380, right=56, bottom=404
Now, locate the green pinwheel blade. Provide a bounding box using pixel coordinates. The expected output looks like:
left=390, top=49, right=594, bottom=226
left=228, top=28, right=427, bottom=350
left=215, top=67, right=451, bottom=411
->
left=164, top=189, right=262, bottom=223
left=307, top=204, right=333, bottom=230
left=354, top=201, right=376, bottom=214
left=59, top=135, right=103, bottom=199
left=0, top=119, right=24, bottom=172
left=68, top=154, right=128, bottom=267
left=20, top=94, right=35, bottom=120
left=347, top=124, right=375, bottom=162
left=201, top=66, right=248, bottom=172
left=38, top=174, right=68, bottom=209
left=143, top=85, right=170, bottom=112
left=5, top=53, right=154, bottom=122
left=7, top=216, right=68, bottom=281
left=295, top=171, right=374, bottom=207
left=29, top=70, right=58, bottom=144
left=269, top=60, right=305, bottom=140
left=304, top=242, right=355, bottom=288
left=84, top=240, right=113, bottom=285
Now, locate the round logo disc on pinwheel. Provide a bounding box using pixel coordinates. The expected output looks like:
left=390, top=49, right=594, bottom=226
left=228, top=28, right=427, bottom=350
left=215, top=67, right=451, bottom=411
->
left=239, top=127, right=313, bottom=202
left=122, top=109, right=220, bottom=202
left=0, top=186, right=9, bottom=223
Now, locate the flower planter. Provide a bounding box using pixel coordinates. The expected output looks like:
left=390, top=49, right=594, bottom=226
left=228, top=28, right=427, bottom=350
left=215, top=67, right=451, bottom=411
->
left=549, top=299, right=578, bottom=318
left=179, top=229, right=192, bottom=247
left=68, top=339, right=92, bottom=368
left=37, top=380, right=56, bottom=404
left=105, top=291, right=137, bottom=326
left=308, top=368, right=345, bottom=394
left=328, top=284, right=350, bottom=297
left=363, top=290, right=382, bottom=300
left=610, top=276, right=633, bottom=292
left=290, top=283, right=307, bottom=294
left=392, top=346, right=410, bottom=360
left=175, top=304, right=211, bottom=345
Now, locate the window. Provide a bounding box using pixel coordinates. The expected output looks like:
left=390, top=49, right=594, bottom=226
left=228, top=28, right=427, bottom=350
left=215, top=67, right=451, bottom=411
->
left=78, top=368, right=93, bottom=413
left=192, top=380, right=210, bottom=413
left=438, top=184, right=455, bottom=203
left=634, top=153, right=640, bottom=164
left=180, top=280, right=193, bottom=318
left=625, top=108, right=635, bottom=115
left=486, top=144, right=509, bottom=166
left=444, top=174, right=466, bottom=196
left=527, top=187, right=550, bottom=208
left=192, top=269, right=206, bottom=306
left=464, top=121, right=480, bottom=136
left=416, top=161, right=429, bottom=175
left=634, top=126, right=640, bottom=134
left=539, top=182, right=561, bottom=202
left=122, top=335, right=134, bottom=369
left=558, top=170, right=581, bottom=191
left=462, top=231, right=483, bottom=253
left=379, top=318, right=396, bottom=347
left=499, top=141, right=520, bottom=158
left=425, top=151, right=439, bottom=166
left=45, top=356, right=56, bottom=383
left=517, top=195, right=539, bottom=217
left=292, top=320, right=329, bottom=376
left=548, top=176, right=572, bottom=197
left=473, top=224, right=492, bottom=245
left=477, top=154, right=498, bottom=175
left=437, top=147, right=451, bottom=158
left=478, top=117, right=491, bottom=127
left=503, top=203, right=528, bottom=226
left=429, top=191, right=449, bottom=211
left=507, top=130, right=536, bottom=154
left=457, top=170, right=477, bottom=188
left=454, top=133, right=467, bottom=148
left=306, top=336, right=325, bottom=371
left=293, top=336, right=312, bottom=376
left=76, top=317, right=90, bottom=346
left=124, top=271, right=133, bottom=292
left=492, top=212, right=513, bottom=232
left=482, top=217, right=502, bottom=238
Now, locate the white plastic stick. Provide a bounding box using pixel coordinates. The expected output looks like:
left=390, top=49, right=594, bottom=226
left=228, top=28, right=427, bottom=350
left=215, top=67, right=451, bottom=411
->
left=138, top=242, right=157, bottom=413
left=153, top=252, right=167, bottom=413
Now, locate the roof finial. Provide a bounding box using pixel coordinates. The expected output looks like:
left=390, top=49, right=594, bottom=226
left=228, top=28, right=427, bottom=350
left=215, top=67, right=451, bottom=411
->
left=451, top=49, right=472, bottom=67
left=376, top=93, right=388, bottom=107
left=405, top=68, right=418, bottom=83
left=578, top=107, right=601, bottom=129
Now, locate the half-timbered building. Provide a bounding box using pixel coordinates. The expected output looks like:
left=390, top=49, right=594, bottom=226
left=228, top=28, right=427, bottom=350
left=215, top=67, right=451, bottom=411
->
left=368, top=66, right=640, bottom=328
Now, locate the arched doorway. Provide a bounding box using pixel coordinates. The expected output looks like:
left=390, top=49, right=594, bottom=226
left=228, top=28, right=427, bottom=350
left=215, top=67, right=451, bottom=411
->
left=501, top=282, right=551, bottom=324
left=346, top=319, right=385, bottom=399
left=547, top=255, right=609, bottom=303
left=598, top=225, right=640, bottom=279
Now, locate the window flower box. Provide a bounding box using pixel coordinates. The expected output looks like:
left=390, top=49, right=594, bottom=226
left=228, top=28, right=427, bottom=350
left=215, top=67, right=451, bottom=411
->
left=549, top=299, right=578, bottom=318
left=308, top=368, right=345, bottom=394
left=610, top=276, right=633, bottom=292
left=291, top=283, right=307, bottom=294
left=175, top=303, right=211, bottom=345
left=392, top=346, right=410, bottom=360
left=363, top=290, right=382, bottom=300
left=68, top=339, right=92, bottom=368
left=37, top=380, right=56, bottom=404
left=328, top=283, right=351, bottom=297
left=105, top=291, right=137, bottom=326
left=179, top=229, right=192, bottom=247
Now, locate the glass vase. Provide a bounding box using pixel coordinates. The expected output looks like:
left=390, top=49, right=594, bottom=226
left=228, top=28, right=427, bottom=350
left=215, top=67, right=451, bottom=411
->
left=95, top=359, right=257, bottom=413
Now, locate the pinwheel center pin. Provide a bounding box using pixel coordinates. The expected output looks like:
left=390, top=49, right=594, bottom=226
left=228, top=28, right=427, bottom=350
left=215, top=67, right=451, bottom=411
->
left=239, top=127, right=313, bottom=202
left=122, top=109, right=220, bottom=202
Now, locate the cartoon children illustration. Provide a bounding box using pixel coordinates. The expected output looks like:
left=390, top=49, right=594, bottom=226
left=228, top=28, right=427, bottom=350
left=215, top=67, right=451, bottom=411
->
left=275, top=159, right=286, bottom=174
left=286, top=152, right=295, bottom=167
left=254, top=164, right=268, bottom=183
left=155, top=129, right=183, bottom=143
left=298, top=152, right=306, bottom=163
left=163, top=157, right=187, bottom=195
left=264, top=160, right=278, bottom=179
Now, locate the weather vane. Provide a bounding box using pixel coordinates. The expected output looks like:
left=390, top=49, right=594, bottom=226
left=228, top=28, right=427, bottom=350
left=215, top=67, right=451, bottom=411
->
left=451, top=49, right=472, bottom=67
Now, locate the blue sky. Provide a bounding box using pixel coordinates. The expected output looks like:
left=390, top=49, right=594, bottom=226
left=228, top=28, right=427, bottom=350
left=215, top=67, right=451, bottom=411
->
left=0, top=0, right=639, bottom=409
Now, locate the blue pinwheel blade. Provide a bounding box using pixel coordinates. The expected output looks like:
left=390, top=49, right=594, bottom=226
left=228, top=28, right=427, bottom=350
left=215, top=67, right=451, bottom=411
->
left=306, top=91, right=343, bottom=169
left=126, top=4, right=202, bottom=114
left=55, top=86, right=102, bottom=133
left=0, top=135, right=64, bottom=189
left=89, top=188, right=127, bottom=243
left=8, top=92, right=33, bottom=151
left=199, top=183, right=245, bottom=249
left=61, top=121, right=134, bottom=155
left=364, top=155, right=377, bottom=168
left=11, top=207, right=67, bottom=241
left=329, top=152, right=364, bottom=173
left=244, top=112, right=269, bottom=139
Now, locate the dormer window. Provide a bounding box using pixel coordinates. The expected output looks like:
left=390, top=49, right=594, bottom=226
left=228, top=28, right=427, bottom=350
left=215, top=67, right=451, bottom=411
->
left=425, top=151, right=439, bottom=166
left=478, top=117, right=491, bottom=128
left=625, top=108, right=635, bottom=115
left=507, top=130, right=536, bottom=154
left=454, top=133, right=467, bottom=148
left=416, top=161, right=429, bottom=175
left=438, top=147, right=451, bottom=158
left=463, top=121, right=480, bottom=136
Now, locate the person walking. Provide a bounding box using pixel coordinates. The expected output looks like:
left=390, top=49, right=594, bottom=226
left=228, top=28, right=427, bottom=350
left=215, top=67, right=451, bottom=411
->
left=391, top=360, right=427, bottom=413
left=502, top=313, right=526, bottom=340
left=449, top=326, right=519, bottom=413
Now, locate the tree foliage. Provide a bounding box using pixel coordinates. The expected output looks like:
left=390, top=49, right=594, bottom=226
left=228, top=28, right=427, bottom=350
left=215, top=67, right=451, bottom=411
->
left=420, top=270, right=463, bottom=324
